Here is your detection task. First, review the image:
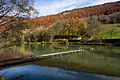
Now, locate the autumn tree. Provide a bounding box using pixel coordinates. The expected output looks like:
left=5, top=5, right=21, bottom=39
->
left=65, top=17, right=87, bottom=37
left=0, top=0, right=38, bottom=48
left=0, top=0, right=38, bottom=27
left=29, top=1, right=120, bottom=28
left=0, top=21, right=32, bottom=48
left=47, top=17, right=87, bottom=43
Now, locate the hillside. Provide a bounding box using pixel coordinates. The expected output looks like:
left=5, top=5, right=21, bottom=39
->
left=91, top=24, right=120, bottom=39
left=29, top=1, right=120, bottom=27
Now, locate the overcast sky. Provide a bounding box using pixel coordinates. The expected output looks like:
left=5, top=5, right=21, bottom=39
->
left=34, top=0, right=119, bottom=17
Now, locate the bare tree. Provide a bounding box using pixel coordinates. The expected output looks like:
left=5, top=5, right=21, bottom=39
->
left=106, top=25, right=118, bottom=39
left=0, top=0, right=38, bottom=27
left=0, top=0, right=39, bottom=48
left=47, top=19, right=66, bottom=43
left=109, top=12, right=120, bottom=24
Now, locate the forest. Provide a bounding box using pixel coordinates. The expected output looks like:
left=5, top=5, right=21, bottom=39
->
left=0, top=1, right=120, bottom=48
left=28, top=1, right=120, bottom=27
left=24, top=1, right=120, bottom=45
left=0, top=1, right=120, bottom=80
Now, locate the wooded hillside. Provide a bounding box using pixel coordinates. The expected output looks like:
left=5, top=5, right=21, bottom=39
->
left=29, top=1, right=120, bottom=27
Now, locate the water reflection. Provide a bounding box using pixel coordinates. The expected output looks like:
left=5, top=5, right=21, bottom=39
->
left=0, top=44, right=120, bottom=80
left=0, top=44, right=82, bottom=60
left=0, top=65, right=120, bottom=80
left=15, top=50, right=119, bottom=77
left=1, top=44, right=120, bottom=60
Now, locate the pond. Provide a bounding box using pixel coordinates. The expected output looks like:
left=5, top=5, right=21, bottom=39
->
left=0, top=43, right=120, bottom=80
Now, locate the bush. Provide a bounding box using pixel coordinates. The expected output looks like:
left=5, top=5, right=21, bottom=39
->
left=24, top=26, right=50, bottom=42
left=0, top=21, right=31, bottom=48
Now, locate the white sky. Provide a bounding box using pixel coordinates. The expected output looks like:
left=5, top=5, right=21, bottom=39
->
left=35, top=0, right=119, bottom=17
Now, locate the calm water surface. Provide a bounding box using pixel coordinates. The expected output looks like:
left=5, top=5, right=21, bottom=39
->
left=0, top=44, right=120, bottom=80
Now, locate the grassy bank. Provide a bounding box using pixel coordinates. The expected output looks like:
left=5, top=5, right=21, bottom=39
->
left=94, top=24, right=120, bottom=39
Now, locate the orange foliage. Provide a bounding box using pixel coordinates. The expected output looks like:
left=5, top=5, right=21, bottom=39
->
left=65, top=17, right=86, bottom=36
left=28, top=1, right=120, bottom=28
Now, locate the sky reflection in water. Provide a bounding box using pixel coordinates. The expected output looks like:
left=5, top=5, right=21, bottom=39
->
left=0, top=65, right=120, bottom=80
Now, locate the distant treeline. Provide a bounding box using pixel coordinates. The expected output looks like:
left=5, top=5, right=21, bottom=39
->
left=28, top=1, right=120, bottom=27
left=84, top=12, right=120, bottom=24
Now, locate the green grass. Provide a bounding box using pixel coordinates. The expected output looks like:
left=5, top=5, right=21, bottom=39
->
left=94, top=24, right=120, bottom=39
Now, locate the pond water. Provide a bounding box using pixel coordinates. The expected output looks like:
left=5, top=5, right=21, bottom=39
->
left=0, top=44, right=120, bottom=80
